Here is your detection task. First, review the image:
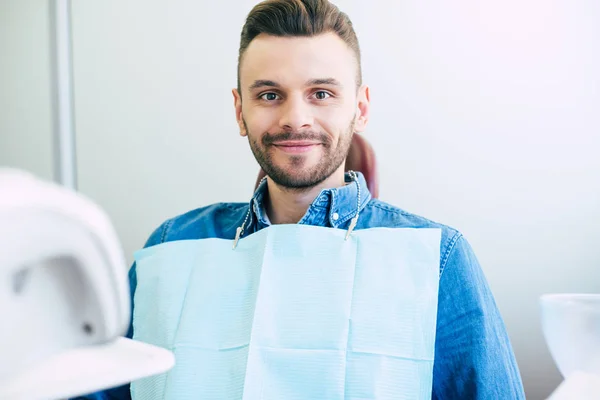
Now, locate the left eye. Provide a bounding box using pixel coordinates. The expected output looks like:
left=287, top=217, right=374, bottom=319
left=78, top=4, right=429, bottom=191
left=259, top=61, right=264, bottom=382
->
left=314, top=91, right=331, bottom=100
left=260, top=92, right=280, bottom=101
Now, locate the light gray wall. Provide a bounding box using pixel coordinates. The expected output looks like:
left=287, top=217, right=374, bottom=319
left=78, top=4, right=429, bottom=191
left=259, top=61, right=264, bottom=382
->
left=0, top=0, right=53, bottom=180
left=2, top=1, right=600, bottom=398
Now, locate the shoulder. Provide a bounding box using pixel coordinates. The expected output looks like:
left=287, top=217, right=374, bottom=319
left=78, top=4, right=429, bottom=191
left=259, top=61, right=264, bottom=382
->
left=365, top=199, right=464, bottom=274
left=144, top=202, right=249, bottom=246
left=366, top=199, right=457, bottom=231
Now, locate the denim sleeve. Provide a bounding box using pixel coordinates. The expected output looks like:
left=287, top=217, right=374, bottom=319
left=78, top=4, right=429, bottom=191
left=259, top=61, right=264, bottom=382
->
left=70, top=222, right=169, bottom=400
left=432, top=234, right=525, bottom=399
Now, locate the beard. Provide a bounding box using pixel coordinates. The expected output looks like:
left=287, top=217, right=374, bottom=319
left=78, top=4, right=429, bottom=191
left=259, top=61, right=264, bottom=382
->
left=245, top=119, right=355, bottom=190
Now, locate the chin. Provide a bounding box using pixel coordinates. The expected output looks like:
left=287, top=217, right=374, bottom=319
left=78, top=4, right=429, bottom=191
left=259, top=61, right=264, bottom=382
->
left=278, top=160, right=321, bottom=175
left=266, top=166, right=324, bottom=189
left=277, top=153, right=322, bottom=167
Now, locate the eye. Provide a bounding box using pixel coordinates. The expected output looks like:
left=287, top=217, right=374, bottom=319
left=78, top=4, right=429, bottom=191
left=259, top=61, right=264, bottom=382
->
left=260, top=92, right=280, bottom=101
left=314, top=91, right=331, bottom=100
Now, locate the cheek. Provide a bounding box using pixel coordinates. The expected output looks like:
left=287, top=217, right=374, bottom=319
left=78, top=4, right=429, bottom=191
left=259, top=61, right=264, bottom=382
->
left=245, top=108, right=278, bottom=135
left=317, top=111, right=354, bottom=139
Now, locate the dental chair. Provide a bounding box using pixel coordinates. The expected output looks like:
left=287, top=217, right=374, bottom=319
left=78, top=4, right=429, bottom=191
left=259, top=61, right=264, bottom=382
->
left=254, top=133, right=379, bottom=198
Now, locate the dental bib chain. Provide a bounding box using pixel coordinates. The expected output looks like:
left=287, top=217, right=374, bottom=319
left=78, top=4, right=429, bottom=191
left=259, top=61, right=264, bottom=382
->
left=232, top=177, right=265, bottom=250
left=345, top=170, right=360, bottom=240
left=233, top=172, right=361, bottom=249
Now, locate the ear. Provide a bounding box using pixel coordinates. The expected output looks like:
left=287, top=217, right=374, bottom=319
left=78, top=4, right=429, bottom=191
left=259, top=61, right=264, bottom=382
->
left=232, top=88, right=246, bottom=137
left=354, top=85, right=370, bottom=133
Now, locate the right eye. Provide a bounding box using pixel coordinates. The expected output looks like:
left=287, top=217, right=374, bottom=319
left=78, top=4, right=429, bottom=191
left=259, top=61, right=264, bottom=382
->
left=260, top=92, right=280, bottom=101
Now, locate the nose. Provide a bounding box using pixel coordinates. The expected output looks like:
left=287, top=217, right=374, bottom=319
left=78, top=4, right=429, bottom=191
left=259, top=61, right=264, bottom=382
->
left=278, top=96, right=313, bottom=132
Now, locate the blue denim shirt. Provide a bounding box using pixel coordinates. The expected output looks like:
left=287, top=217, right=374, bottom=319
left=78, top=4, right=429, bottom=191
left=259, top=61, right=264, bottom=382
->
left=77, top=172, right=525, bottom=399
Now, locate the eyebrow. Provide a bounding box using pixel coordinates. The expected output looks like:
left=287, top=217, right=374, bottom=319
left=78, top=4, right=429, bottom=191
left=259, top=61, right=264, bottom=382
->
left=248, top=78, right=343, bottom=90
left=305, top=78, right=343, bottom=88
left=249, top=80, right=280, bottom=90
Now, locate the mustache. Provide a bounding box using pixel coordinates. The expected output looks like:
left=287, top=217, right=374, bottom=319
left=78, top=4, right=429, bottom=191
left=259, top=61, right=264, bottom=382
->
left=262, top=131, right=330, bottom=145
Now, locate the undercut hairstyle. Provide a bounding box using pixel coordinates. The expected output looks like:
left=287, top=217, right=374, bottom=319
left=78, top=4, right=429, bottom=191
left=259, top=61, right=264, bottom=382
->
left=237, top=0, right=362, bottom=94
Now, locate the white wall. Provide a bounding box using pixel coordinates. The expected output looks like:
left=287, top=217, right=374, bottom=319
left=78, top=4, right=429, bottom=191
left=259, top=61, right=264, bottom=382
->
left=3, top=1, right=600, bottom=398
left=0, top=0, right=53, bottom=180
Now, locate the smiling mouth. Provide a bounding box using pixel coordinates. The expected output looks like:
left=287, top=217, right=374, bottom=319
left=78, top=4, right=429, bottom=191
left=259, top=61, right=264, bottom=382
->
left=272, top=141, right=321, bottom=154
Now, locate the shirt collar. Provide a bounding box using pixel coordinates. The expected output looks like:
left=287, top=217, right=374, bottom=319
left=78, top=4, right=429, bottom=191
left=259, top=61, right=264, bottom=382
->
left=248, top=171, right=372, bottom=229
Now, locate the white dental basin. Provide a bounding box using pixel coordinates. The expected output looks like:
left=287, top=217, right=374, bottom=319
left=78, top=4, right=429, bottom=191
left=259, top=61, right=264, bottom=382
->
left=540, top=294, right=600, bottom=379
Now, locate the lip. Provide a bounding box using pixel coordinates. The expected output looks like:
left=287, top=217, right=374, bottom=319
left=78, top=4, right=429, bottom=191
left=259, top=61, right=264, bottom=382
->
left=272, top=141, right=321, bottom=154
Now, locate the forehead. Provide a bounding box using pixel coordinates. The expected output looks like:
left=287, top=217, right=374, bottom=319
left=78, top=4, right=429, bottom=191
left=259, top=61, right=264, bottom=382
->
left=240, top=32, right=357, bottom=89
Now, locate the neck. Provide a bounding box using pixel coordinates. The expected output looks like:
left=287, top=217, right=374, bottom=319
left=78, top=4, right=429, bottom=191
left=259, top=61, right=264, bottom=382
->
left=265, top=166, right=347, bottom=225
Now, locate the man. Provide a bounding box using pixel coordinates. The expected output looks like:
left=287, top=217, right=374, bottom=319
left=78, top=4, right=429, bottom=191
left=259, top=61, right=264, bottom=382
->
left=80, top=0, right=525, bottom=398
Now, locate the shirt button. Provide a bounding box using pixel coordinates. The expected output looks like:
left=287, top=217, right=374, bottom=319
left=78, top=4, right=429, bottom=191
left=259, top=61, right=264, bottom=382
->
left=332, top=213, right=339, bottom=221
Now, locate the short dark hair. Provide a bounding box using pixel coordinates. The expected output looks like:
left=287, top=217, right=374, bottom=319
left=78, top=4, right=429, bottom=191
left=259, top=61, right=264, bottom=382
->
left=237, top=0, right=362, bottom=93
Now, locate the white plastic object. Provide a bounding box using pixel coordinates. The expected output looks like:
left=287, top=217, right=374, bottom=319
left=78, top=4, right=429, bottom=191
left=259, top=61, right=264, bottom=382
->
left=0, top=338, right=174, bottom=400
left=540, top=294, right=600, bottom=378
left=0, top=168, right=174, bottom=399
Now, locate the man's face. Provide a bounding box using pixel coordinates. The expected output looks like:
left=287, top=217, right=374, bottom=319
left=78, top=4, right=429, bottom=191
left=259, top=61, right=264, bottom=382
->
left=233, top=32, right=369, bottom=189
